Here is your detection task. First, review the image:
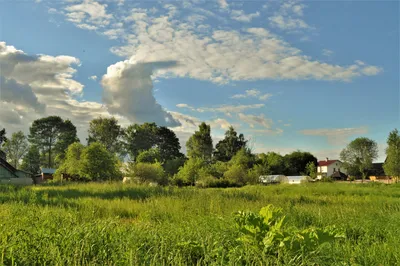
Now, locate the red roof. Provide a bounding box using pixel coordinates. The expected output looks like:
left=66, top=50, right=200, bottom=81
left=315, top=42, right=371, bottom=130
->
left=318, top=160, right=338, bottom=167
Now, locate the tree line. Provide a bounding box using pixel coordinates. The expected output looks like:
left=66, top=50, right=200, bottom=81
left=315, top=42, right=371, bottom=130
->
left=0, top=116, right=399, bottom=186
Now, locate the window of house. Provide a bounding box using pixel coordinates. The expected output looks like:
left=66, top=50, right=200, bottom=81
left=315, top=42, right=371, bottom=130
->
left=333, top=168, right=336, bottom=172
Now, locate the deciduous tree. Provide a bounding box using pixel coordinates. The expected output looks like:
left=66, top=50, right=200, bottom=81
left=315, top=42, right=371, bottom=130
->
left=3, top=131, right=28, bottom=168
left=383, top=129, right=400, bottom=182
left=29, top=116, right=78, bottom=168
left=88, top=117, right=124, bottom=155
left=214, top=126, right=247, bottom=162
left=340, top=137, right=378, bottom=182
left=20, top=145, right=41, bottom=175
left=186, top=122, right=213, bottom=161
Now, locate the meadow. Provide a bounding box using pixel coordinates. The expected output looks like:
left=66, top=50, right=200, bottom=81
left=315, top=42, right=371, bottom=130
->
left=0, top=182, right=399, bottom=265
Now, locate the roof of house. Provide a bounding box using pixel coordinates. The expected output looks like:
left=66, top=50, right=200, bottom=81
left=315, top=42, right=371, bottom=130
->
left=369, top=163, right=385, bottom=176
left=318, top=160, right=339, bottom=167
left=41, top=168, right=56, bottom=174
left=0, top=157, right=18, bottom=178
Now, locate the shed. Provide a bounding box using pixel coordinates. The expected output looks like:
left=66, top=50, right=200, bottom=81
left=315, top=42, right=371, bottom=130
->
left=287, top=176, right=310, bottom=184
left=40, top=168, right=56, bottom=181
left=0, top=155, right=33, bottom=185
left=259, top=175, right=288, bottom=184
left=330, top=171, right=348, bottom=181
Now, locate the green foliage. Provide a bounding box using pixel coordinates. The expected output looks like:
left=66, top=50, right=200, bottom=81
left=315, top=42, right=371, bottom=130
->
left=229, top=148, right=255, bottom=168
left=186, top=122, right=213, bottom=161
left=214, top=126, right=248, bottom=162
left=163, top=157, right=186, bottom=176
left=0, top=128, right=6, bottom=147
left=87, top=116, right=124, bottom=155
left=125, top=162, right=167, bottom=185
left=29, top=116, right=79, bottom=168
left=124, top=123, right=182, bottom=162
left=320, top=176, right=333, bottom=182
left=55, top=142, right=85, bottom=180
left=0, top=183, right=399, bottom=265
left=224, top=164, right=248, bottom=186
left=136, top=148, right=161, bottom=163
left=20, top=145, right=41, bottom=175
left=304, top=161, right=317, bottom=179
left=234, top=205, right=344, bottom=258
left=257, top=152, right=287, bottom=175
left=207, top=161, right=229, bottom=179
left=79, top=142, right=122, bottom=181
left=284, top=150, right=317, bottom=176
left=3, top=131, right=28, bottom=168
left=383, top=129, right=400, bottom=180
left=340, top=137, right=378, bottom=182
left=173, top=157, right=205, bottom=186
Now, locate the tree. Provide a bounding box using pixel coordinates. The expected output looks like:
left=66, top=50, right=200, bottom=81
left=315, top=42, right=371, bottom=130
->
left=383, top=129, right=400, bottom=182
left=124, top=123, right=183, bottom=162
left=304, top=161, right=317, bottom=179
left=20, top=145, right=41, bottom=175
left=0, top=128, right=7, bottom=147
left=214, top=126, right=247, bottom=162
left=125, top=162, right=167, bottom=185
left=284, top=151, right=317, bottom=176
left=124, top=123, right=159, bottom=160
left=3, top=131, right=29, bottom=168
left=54, top=119, right=80, bottom=164
left=186, top=122, right=213, bottom=161
left=79, top=142, right=122, bottom=181
left=174, top=157, right=205, bottom=186
left=257, top=152, right=286, bottom=175
left=29, top=116, right=79, bottom=168
left=340, top=137, right=378, bottom=182
left=156, top=126, right=183, bottom=162
left=88, top=117, right=124, bottom=155
left=136, top=148, right=161, bottom=164
left=55, top=142, right=85, bottom=180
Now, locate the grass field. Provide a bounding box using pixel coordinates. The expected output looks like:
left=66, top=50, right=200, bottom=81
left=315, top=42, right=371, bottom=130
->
left=0, top=182, right=399, bottom=265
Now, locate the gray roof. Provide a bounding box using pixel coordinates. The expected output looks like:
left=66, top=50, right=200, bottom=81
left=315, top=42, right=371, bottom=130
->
left=41, top=168, right=56, bottom=174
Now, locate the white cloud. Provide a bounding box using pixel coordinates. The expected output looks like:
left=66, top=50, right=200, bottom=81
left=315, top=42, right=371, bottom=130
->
left=175, top=102, right=265, bottom=115
left=64, top=0, right=113, bottom=30
left=0, top=41, right=113, bottom=141
left=230, top=10, right=260, bottom=22
left=322, top=49, right=334, bottom=57
left=101, top=60, right=181, bottom=127
left=238, top=113, right=273, bottom=128
left=300, top=127, right=369, bottom=145
left=231, top=89, right=273, bottom=101
left=218, top=0, right=229, bottom=9
left=89, top=75, right=97, bottom=81
left=269, top=15, right=312, bottom=31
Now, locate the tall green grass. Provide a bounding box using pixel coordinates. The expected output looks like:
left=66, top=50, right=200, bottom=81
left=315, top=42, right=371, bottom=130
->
left=0, top=182, right=399, bottom=265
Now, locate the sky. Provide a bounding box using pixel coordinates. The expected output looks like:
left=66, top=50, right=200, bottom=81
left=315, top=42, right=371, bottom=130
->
left=0, top=0, right=398, bottom=162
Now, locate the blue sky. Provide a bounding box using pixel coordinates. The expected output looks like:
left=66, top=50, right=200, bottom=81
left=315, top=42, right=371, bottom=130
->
left=0, top=0, right=398, bottom=161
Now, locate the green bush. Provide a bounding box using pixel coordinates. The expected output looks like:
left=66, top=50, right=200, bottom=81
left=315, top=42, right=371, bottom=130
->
left=224, top=164, right=248, bottom=186
left=321, top=176, right=333, bottom=182
left=125, top=162, right=167, bottom=185
left=136, top=148, right=161, bottom=163
left=173, top=157, right=205, bottom=186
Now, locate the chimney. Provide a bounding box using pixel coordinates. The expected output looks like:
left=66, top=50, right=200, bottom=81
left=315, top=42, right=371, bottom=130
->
left=326, top=157, right=329, bottom=162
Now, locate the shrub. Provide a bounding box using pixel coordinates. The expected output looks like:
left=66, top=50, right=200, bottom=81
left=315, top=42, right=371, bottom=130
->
left=173, top=157, right=205, bottom=186
left=125, top=162, right=167, bottom=185
left=320, top=176, right=333, bottom=182
left=136, top=148, right=161, bottom=163
left=224, top=164, right=248, bottom=186
left=164, top=157, right=186, bottom=176
left=79, top=142, right=122, bottom=181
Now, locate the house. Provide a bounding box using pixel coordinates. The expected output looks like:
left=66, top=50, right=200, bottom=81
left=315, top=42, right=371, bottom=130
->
left=317, top=158, right=347, bottom=179
left=259, top=175, right=288, bottom=185
left=36, top=168, right=56, bottom=182
left=0, top=150, right=33, bottom=185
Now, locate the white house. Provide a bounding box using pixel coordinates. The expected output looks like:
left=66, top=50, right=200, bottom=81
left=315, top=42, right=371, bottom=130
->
left=317, top=158, right=347, bottom=179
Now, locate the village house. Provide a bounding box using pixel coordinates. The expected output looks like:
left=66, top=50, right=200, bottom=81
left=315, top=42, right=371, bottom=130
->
left=317, top=158, right=347, bottom=180
left=0, top=150, right=33, bottom=185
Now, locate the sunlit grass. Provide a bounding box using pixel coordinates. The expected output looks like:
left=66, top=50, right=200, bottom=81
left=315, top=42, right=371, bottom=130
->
left=0, top=182, right=399, bottom=265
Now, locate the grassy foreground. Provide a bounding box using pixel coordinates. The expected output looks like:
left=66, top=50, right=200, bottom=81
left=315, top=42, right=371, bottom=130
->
left=0, top=182, right=399, bottom=265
